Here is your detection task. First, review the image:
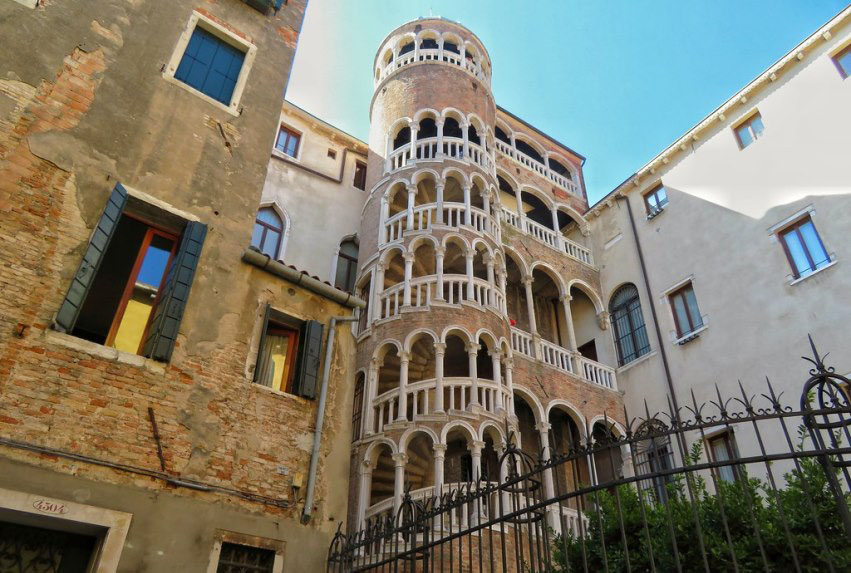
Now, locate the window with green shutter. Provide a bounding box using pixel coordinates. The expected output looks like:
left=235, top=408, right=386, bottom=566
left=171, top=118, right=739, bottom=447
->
left=54, top=184, right=206, bottom=362
left=254, top=305, right=323, bottom=399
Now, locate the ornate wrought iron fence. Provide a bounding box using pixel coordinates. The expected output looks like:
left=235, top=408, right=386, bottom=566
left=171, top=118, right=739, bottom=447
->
left=328, top=338, right=851, bottom=572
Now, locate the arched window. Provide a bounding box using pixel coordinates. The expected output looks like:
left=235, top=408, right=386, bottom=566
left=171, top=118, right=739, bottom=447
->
left=251, top=207, right=283, bottom=258
left=335, top=239, right=359, bottom=293
left=610, top=284, right=650, bottom=365
left=443, top=117, right=462, bottom=139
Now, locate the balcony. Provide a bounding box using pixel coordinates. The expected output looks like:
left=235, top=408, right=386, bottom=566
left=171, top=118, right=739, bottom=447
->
left=388, top=137, right=494, bottom=175
left=376, top=47, right=488, bottom=86
left=495, top=140, right=579, bottom=195
left=501, top=210, right=593, bottom=267
left=383, top=202, right=500, bottom=244
left=370, top=377, right=510, bottom=434
left=510, top=326, right=617, bottom=390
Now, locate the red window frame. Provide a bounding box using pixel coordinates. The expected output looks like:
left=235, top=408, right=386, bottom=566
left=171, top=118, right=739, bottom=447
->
left=275, top=125, right=301, bottom=157
left=105, top=220, right=178, bottom=353
left=668, top=283, right=701, bottom=338
left=777, top=216, right=829, bottom=279
left=268, top=323, right=300, bottom=393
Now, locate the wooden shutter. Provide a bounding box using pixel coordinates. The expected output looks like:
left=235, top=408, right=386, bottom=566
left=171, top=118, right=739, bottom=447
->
left=253, top=304, right=272, bottom=382
left=142, top=221, right=207, bottom=361
left=294, top=320, right=323, bottom=399
left=54, top=183, right=128, bottom=332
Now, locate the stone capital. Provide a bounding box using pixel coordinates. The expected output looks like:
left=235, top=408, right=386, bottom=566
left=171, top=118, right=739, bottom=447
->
left=535, top=422, right=552, bottom=433
left=469, top=440, right=485, bottom=453
left=434, top=246, right=445, bottom=256
left=403, top=251, right=415, bottom=263
left=399, top=351, right=411, bottom=363
left=522, top=276, right=534, bottom=287
left=559, top=294, right=573, bottom=303
left=488, top=349, right=501, bottom=359
left=433, top=342, right=447, bottom=354
left=432, top=443, right=447, bottom=457
left=466, top=342, right=481, bottom=353
left=392, top=452, right=408, bottom=466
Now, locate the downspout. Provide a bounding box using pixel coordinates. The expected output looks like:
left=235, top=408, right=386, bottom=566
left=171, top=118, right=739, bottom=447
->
left=618, top=195, right=681, bottom=414
left=302, top=314, right=358, bottom=524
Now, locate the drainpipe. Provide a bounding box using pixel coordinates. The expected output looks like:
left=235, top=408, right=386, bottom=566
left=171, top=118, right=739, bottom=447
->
left=618, top=196, right=681, bottom=415
left=301, top=314, right=358, bottom=524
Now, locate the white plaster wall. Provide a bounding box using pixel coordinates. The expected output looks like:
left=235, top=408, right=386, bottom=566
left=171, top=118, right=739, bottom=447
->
left=259, top=107, right=367, bottom=282
left=591, top=21, right=851, bottom=465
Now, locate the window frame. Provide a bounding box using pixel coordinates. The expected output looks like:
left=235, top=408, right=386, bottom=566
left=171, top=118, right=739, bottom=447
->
left=776, top=215, right=832, bottom=280
left=163, top=11, right=257, bottom=116
left=706, top=430, right=740, bottom=483
left=609, top=284, right=651, bottom=366
left=732, top=110, right=765, bottom=149
left=274, top=124, right=302, bottom=159
left=666, top=281, right=704, bottom=340
left=831, top=42, right=851, bottom=79
left=252, top=207, right=285, bottom=259
left=353, top=160, right=368, bottom=191
left=206, top=530, right=285, bottom=573
left=643, top=183, right=668, bottom=218
left=334, top=239, right=359, bottom=293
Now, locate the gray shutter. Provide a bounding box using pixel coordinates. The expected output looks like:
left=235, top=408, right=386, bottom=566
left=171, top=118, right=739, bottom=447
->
left=54, top=183, right=128, bottom=332
left=295, top=320, right=323, bottom=399
left=253, top=304, right=271, bottom=382
left=142, top=221, right=207, bottom=361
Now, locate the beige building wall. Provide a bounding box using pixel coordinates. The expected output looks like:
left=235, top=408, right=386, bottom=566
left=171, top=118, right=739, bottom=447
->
left=589, top=9, right=851, bottom=459
left=260, top=101, right=369, bottom=282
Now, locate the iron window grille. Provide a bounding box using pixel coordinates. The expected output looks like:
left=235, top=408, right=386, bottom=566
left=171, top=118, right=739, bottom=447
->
left=216, top=542, right=275, bottom=573
left=610, top=284, right=651, bottom=366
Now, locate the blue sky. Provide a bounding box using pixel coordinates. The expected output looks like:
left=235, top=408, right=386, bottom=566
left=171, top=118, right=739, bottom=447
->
left=286, top=1, right=846, bottom=204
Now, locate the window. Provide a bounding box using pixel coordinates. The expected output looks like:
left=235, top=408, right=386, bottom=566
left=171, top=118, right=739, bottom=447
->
left=707, top=431, right=740, bottom=483
left=352, top=373, right=364, bottom=441
left=175, top=26, right=245, bottom=105
left=54, top=183, right=207, bottom=362
left=251, top=207, right=284, bottom=258
left=610, top=284, right=651, bottom=366
left=254, top=305, right=323, bottom=399
left=833, top=44, right=851, bottom=78
left=327, top=148, right=337, bottom=159
left=275, top=125, right=300, bottom=158
left=635, top=421, right=675, bottom=504
left=334, top=239, right=359, bottom=293
left=668, top=282, right=703, bottom=339
left=353, top=161, right=367, bottom=191
left=779, top=216, right=831, bottom=279
left=644, top=184, right=668, bottom=217
left=734, top=111, right=765, bottom=149
left=216, top=542, right=275, bottom=573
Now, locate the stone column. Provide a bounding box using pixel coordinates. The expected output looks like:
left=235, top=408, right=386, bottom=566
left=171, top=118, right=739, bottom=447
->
left=392, top=452, right=408, bottom=517
left=497, top=269, right=507, bottom=314
left=396, top=351, right=410, bottom=422
left=379, top=197, right=388, bottom=244
left=560, top=294, right=578, bottom=352
left=384, top=134, right=392, bottom=174
left=436, top=119, right=444, bottom=158
left=357, top=459, right=374, bottom=529
left=410, top=125, right=419, bottom=162
left=523, top=276, right=538, bottom=335
left=433, top=444, right=447, bottom=495
left=490, top=350, right=503, bottom=411
left=462, top=123, right=470, bottom=159
left=364, top=358, right=380, bottom=435
left=406, top=185, right=417, bottom=231
left=402, top=252, right=414, bottom=307
left=504, top=357, right=515, bottom=415
left=373, top=263, right=386, bottom=321
left=435, top=246, right=445, bottom=301
left=470, top=440, right=485, bottom=481
left=465, top=252, right=475, bottom=301
left=485, top=253, right=495, bottom=307
left=551, top=207, right=560, bottom=235
left=463, top=184, right=472, bottom=226
left=467, top=342, right=480, bottom=408
left=537, top=422, right=561, bottom=531
left=434, top=342, right=446, bottom=413
left=435, top=182, right=445, bottom=224
left=366, top=267, right=376, bottom=325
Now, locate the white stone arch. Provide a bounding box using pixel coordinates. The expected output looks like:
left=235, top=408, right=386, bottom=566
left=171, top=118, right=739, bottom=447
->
left=440, top=232, right=472, bottom=252
left=440, top=325, right=474, bottom=345
left=440, top=420, right=478, bottom=445
left=415, top=28, right=441, bottom=47
left=502, top=245, right=530, bottom=280
left=466, top=112, right=486, bottom=133
left=495, top=167, right=520, bottom=192
left=567, top=278, right=605, bottom=313
left=380, top=46, right=395, bottom=66
left=512, top=385, right=546, bottom=425
left=441, top=166, right=470, bottom=189
left=255, top=200, right=292, bottom=262
left=403, top=327, right=439, bottom=353
left=529, top=261, right=567, bottom=297
left=469, top=237, right=493, bottom=258
left=411, top=167, right=441, bottom=186
left=372, top=338, right=403, bottom=362
left=498, top=337, right=511, bottom=358
left=388, top=116, right=414, bottom=149
left=382, top=177, right=413, bottom=199
left=394, top=32, right=417, bottom=54
left=474, top=328, right=499, bottom=352
left=589, top=415, right=627, bottom=439
left=463, top=40, right=480, bottom=62
left=408, top=233, right=439, bottom=253
left=469, top=172, right=489, bottom=193
left=364, top=437, right=398, bottom=465
left=513, top=133, right=547, bottom=159
left=554, top=202, right=590, bottom=235
left=440, top=107, right=468, bottom=127
left=519, top=184, right=555, bottom=210
left=478, top=420, right=506, bottom=444
left=413, top=107, right=441, bottom=124
left=546, top=151, right=579, bottom=181
left=399, top=426, right=440, bottom=455
left=440, top=31, right=463, bottom=53
left=379, top=243, right=407, bottom=267
left=546, top=399, right=589, bottom=434
left=494, top=117, right=513, bottom=139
